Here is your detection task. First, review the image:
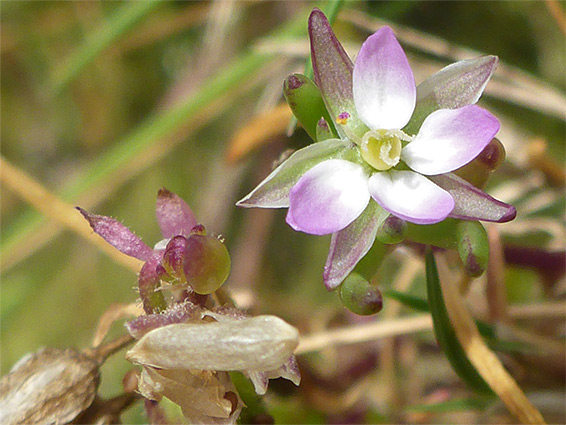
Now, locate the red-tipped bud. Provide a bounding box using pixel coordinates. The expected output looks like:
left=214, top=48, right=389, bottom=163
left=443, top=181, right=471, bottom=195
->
left=375, top=215, right=407, bottom=245
left=454, top=138, right=506, bottom=188
left=339, top=273, right=383, bottom=315
left=161, top=236, right=188, bottom=282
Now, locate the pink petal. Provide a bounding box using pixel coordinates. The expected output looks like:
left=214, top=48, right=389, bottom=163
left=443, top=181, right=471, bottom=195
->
left=353, top=26, right=416, bottom=130
left=76, top=207, right=153, bottom=261
left=156, top=188, right=198, bottom=238
left=368, top=170, right=454, bottom=224
left=286, top=159, right=370, bottom=235
left=323, top=202, right=389, bottom=290
left=402, top=105, right=500, bottom=175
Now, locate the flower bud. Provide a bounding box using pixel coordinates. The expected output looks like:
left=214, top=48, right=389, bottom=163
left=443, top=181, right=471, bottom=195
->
left=339, top=273, right=383, bottom=315
left=456, top=220, right=489, bottom=277
left=454, top=138, right=506, bottom=188
left=0, top=348, right=99, bottom=425
left=375, top=215, right=407, bottom=244
left=183, top=234, right=231, bottom=294
left=161, top=235, right=188, bottom=281
left=283, top=73, right=335, bottom=141
left=126, top=315, right=299, bottom=372
left=316, top=117, right=334, bottom=142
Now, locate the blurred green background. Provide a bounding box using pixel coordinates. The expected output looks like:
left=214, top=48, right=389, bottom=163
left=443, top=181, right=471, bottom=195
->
left=1, top=1, right=564, bottom=423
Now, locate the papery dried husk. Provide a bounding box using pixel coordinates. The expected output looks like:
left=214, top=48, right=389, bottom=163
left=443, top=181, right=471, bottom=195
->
left=0, top=348, right=99, bottom=425
left=127, top=315, right=299, bottom=372
left=139, top=367, right=242, bottom=424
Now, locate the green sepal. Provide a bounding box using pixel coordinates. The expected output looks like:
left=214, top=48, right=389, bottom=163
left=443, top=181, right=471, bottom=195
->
left=425, top=250, right=493, bottom=395
left=283, top=74, right=336, bottom=141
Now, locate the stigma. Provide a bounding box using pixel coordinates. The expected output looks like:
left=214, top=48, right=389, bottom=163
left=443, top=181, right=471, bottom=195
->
left=360, top=129, right=409, bottom=171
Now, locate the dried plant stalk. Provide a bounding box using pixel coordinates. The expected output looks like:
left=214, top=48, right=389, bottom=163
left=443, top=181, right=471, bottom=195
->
left=436, top=254, right=546, bottom=425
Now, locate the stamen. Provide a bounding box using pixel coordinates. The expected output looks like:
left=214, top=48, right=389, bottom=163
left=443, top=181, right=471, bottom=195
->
left=336, top=112, right=350, bottom=125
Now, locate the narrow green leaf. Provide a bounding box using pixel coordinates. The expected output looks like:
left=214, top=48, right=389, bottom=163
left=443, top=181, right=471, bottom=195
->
left=383, top=289, right=531, bottom=353
left=425, top=250, right=493, bottom=395
left=52, top=0, right=161, bottom=93
left=229, top=371, right=271, bottom=423
left=382, top=289, right=429, bottom=312
left=405, top=397, right=487, bottom=413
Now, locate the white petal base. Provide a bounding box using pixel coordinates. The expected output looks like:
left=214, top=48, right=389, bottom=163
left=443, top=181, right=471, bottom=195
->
left=368, top=170, right=454, bottom=224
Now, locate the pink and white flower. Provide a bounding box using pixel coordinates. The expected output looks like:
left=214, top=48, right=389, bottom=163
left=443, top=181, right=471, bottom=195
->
left=238, top=9, right=515, bottom=289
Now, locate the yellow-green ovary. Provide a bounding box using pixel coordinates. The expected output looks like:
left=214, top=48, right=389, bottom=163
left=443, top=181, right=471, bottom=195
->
left=361, top=130, right=402, bottom=171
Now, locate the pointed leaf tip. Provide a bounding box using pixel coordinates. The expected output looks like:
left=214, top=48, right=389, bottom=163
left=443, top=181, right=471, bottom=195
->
left=429, top=173, right=516, bottom=223
left=76, top=206, right=153, bottom=261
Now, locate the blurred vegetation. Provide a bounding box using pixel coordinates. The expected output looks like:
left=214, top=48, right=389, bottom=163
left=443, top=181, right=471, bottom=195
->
left=1, top=1, right=564, bottom=423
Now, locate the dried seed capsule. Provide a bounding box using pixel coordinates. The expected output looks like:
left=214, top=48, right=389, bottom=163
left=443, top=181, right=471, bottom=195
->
left=0, top=348, right=100, bottom=425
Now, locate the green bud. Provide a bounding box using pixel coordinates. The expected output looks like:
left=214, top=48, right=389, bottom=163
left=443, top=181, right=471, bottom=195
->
left=375, top=215, right=407, bottom=244
left=315, top=117, right=334, bottom=142
left=283, top=74, right=335, bottom=141
left=339, top=273, right=383, bottom=315
left=183, top=234, right=231, bottom=295
left=456, top=221, right=489, bottom=277
left=454, top=138, right=506, bottom=188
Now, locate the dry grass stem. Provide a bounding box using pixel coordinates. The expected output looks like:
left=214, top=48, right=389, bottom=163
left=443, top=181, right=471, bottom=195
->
left=436, top=254, right=546, bottom=424
left=0, top=157, right=142, bottom=273
left=92, top=303, right=144, bottom=347
left=545, top=0, right=566, bottom=34
left=509, top=301, right=566, bottom=319
left=527, top=139, right=566, bottom=187
left=296, top=314, right=433, bottom=355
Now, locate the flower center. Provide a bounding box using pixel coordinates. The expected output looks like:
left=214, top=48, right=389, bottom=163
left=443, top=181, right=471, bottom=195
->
left=360, top=130, right=403, bottom=171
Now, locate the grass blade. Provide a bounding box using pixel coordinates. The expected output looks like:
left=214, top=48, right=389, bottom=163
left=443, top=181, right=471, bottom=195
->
left=425, top=250, right=493, bottom=394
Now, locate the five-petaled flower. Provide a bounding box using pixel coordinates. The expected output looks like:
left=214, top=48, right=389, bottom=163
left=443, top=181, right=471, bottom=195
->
left=238, top=9, right=516, bottom=289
